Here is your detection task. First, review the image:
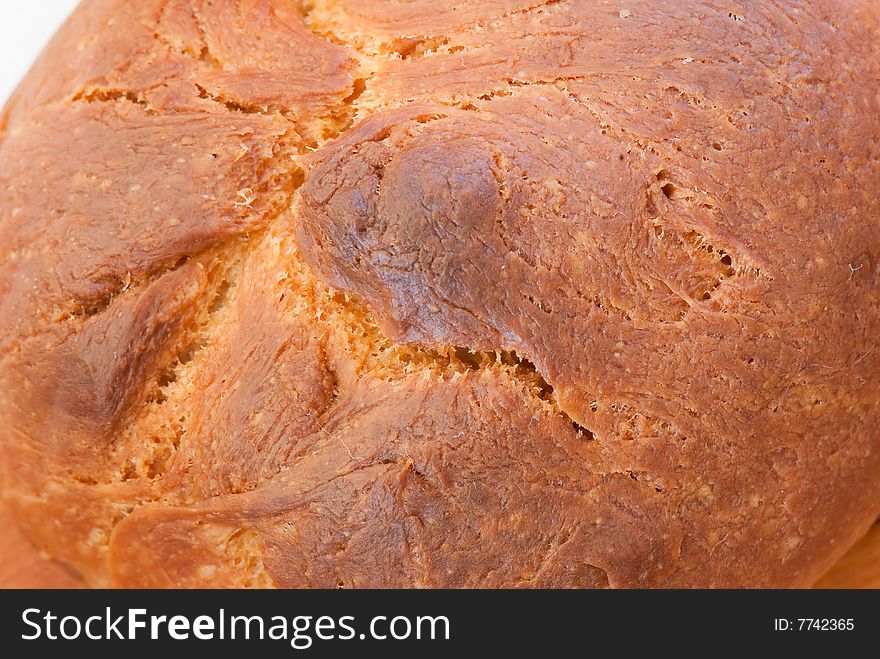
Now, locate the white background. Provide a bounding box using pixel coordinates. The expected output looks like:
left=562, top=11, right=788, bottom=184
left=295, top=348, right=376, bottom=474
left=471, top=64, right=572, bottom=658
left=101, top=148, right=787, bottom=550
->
left=1, top=1, right=80, bottom=107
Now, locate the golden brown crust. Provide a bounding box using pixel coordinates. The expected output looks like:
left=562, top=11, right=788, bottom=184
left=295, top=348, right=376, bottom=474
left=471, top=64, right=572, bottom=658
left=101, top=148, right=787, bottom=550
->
left=0, top=0, right=878, bottom=588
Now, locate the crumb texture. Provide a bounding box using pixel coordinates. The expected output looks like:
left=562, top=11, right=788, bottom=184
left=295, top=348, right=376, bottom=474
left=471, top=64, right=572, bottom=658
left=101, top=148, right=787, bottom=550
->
left=0, top=0, right=878, bottom=588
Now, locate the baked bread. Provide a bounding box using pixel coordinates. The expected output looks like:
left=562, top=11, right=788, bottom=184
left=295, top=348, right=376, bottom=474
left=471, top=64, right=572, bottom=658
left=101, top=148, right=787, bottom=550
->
left=0, top=0, right=878, bottom=588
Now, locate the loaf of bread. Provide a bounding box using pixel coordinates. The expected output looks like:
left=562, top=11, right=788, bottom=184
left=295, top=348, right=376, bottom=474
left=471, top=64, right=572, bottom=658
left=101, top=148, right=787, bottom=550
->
left=0, top=0, right=877, bottom=588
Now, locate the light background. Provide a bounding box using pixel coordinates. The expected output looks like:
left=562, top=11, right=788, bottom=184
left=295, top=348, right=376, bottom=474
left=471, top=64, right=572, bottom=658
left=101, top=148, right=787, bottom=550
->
left=1, top=1, right=80, bottom=108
